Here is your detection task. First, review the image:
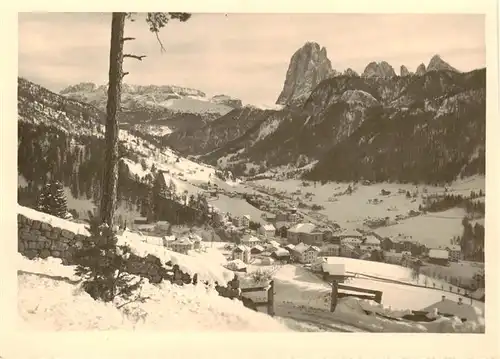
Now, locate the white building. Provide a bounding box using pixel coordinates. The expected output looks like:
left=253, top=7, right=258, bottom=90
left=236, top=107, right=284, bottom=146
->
left=361, top=235, right=381, bottom=252
left=241, top=234, right=261, bottom=247
left=232, top=245, right=251, bottom=264
left=241, top=215, right=251, bottom=227
left=340, top=237, right=362, bottom=247
left=258, top=223, right=276, bottom=238
left=447, top=245, right=462, bottom=262
left=292, top=242, right=320, bottom=264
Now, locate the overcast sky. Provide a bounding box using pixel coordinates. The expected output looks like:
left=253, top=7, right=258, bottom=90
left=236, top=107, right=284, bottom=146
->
left=18, top=13, right=485, bottom=105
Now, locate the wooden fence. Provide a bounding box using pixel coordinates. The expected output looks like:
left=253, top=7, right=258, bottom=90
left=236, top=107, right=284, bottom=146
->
left=240, top=280, right=275, bottom=316
left=330, top=281, right=383, bottom=312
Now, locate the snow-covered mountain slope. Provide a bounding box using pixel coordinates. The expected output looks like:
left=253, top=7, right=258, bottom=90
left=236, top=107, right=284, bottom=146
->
left=18, top=77, right=242, bottom=218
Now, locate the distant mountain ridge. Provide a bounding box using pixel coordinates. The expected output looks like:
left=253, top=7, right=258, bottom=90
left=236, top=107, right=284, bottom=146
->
left=60, top=82, right=242, bottom=114
left=276, top=41, right=462, bottom=108
left=24, top=39, right=484, bottom=186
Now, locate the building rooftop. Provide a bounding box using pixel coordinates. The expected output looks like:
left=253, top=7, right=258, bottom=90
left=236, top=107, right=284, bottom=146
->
left=288, top=222, right=316, bottom=234
left=428, top=248, right=449, bottom=259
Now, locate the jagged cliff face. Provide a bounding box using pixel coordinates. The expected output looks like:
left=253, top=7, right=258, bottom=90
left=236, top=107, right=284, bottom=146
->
left=427, top=54, right=459, bottom=73
left=400, top=65, right=411, bottom=77
left=416, top=63, right=427, bottom=76
left=362, top=61, right=396, bottom=78
left=275, top=42, right=336, bottom=107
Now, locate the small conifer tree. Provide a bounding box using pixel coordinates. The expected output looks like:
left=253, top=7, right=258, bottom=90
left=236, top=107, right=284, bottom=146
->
left=74, top=214, right=147, bottom=304
left=50, top=181, right=69, bottom=218
left=36, top=181, right=69, bottom=219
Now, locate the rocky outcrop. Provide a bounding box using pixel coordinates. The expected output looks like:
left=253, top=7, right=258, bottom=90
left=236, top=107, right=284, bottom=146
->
left=400, top=65, right=411, bottom=77
left=211, top=94, right=243, bottom=109
left=427, top=54, right=459, bottom=73
left=362, top=61, right=396, bottom=78
left=344, top=68, right=359, bottom=77
left=276, top=42, right=336, bottom=106
left=416, top=63, right=427, bottom=76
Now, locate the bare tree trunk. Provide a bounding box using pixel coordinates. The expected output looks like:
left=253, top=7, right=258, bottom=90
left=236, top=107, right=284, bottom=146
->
left=100, top=12, right=126, bottom=227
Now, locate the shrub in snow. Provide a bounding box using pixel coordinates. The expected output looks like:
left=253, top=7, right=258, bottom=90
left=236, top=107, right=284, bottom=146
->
left=73, top=215, right=147, bottom=305
left=36, top=181, right=69, bottom=219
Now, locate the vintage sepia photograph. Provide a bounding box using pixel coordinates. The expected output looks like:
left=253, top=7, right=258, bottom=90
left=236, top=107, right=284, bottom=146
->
left=16, top=12, right=487, bottom=333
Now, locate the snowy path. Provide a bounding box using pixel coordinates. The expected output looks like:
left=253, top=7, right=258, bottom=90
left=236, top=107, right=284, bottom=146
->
left=275, top=303, right=369, bottom=332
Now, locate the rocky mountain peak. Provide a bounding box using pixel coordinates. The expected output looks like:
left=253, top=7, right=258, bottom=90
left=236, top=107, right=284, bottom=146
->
left=276, top=41, right=336, bottom=106
left=427, top=54, right=459, bottom=73
left=400, top=65, right=411, bottom=77
left=343, top=68, right=359, bottom=77
left=60, top=82, right=99, bottom=94
left=416, top=63, right=427, bottom=76
left=362, top=61, right=396, bottom=78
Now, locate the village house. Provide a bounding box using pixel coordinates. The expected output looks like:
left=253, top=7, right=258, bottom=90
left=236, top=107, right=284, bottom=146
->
left=258, top=223, right=276, bottom=238
left=232, top=216, right=243, bottom=227
left=336, top=228, right=363, bottom=240
left=321, top=243, right=341, bottom=257
left=266, top=240, right=281, bottom=252
left=170, top=237, right=194, bottom=255
left=155, top=221, right=171, bottom=231
left=240, top=234, right=261, bottom=247
left=340, top=243, right=360, bottom=258
left=225, top=259, right=247, bottom=273
left=291, top=242, right=321, bottom=264
left=340, top=237, right=362, bottom=248
left=232, top=245, right=252, bottom=264
left=287, top=222, right=324, bottom=246
left=447, top=245, right=462, bottom=262
left=275, top=221, right=290, bottom=238
left=360, top=235, right=381, bottom=252
left=428, top=248, right=449, bottom=266
left=162, top=235, right=176, bottom=248
left=250, top=245, right=265, bottom=255
left=380, top=237, right=394, bottom=251
left=241, top=215, right=251, bottom=227
left=271, top=248, right=291, bottom=262
left=383, top=250, right=403, bottom=264
left=276, top=207, right=299, bottom=223
left=284, top=243, right=295, bottom=253
left=264, top=213, right=277, bottom=223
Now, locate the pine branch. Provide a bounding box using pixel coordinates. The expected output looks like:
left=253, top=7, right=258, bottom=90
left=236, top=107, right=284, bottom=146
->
left=122, top=71, right=130, bottom=78
left=116, top=295, right=151, bottom=309
left=122, top=37, right=136, bottom=42
left=123, top=54, right=146, bottom=61
left=154, top=31, right=166, bottom=53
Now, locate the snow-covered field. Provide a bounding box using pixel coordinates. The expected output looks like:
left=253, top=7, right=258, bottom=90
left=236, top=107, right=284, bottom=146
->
left=251, top=176, right=485, bottom=248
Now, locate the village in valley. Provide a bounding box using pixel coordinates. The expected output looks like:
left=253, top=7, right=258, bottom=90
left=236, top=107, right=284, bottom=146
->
left=14, top=12, right=489, bottom=335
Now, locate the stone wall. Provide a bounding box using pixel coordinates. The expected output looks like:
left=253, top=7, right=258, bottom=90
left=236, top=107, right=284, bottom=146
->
left=18, top=213, right=86, bottom=265
left=17, top=212, right=241, bottom=297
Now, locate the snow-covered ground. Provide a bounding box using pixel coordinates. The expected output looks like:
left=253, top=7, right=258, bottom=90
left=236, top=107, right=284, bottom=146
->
left=18, top=255, right=290, bottom=331
left=16, top=204, right=486, bottom=333
left=240, top=263, right=485, bottom=333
